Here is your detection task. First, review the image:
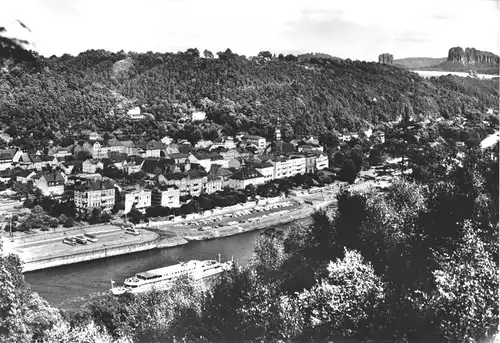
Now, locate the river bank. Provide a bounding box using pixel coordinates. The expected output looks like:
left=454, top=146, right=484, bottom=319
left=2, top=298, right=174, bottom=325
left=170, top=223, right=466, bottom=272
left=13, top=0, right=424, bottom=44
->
left=16, top=200, right=324, bottom=272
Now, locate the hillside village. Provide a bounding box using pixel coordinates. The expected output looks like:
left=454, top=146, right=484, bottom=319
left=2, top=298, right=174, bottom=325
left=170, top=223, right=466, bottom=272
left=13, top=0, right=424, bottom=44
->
left=0, top=121, right=342, bottom=230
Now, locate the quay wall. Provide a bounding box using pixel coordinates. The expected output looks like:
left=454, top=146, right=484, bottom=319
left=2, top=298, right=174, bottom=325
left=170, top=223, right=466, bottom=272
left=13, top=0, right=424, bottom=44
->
left=22, top=240, right=157, bottom=273
left=21, top=201, right=330, bottom=272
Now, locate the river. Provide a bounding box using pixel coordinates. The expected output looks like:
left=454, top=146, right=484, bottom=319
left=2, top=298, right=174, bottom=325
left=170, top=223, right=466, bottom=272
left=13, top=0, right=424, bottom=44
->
left=24, top=218, right=311, bottom=310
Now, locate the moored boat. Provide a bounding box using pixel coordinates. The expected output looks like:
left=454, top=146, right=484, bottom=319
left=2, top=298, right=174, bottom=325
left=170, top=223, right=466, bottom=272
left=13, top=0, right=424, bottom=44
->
left=111, top=258, right=233, bottom=295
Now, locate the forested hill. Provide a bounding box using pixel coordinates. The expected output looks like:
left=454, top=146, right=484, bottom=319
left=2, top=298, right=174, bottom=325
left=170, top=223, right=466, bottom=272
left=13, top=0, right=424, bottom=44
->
left=0, top=49, right=498, bottom=145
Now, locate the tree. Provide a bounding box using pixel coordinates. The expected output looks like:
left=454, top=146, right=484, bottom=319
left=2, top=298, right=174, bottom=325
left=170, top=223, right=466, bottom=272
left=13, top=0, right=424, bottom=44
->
left=244, top=184, right=256, bottom=198
left=250, top=230, right=286, bottom=285
left=431, top=221, right=499, bottom=342
left=350, top=147, right=363, bottom=172
left=203, top=49, right=214, bottom=59
left=369, top=147, right=382, bottom=166
left=297, top=249, right=385, bottom=340
left=184, top=47, right=200, bottom=59
left=339, top=159, right=357, bottom=184
left=258, top=51, right=272, bottom=59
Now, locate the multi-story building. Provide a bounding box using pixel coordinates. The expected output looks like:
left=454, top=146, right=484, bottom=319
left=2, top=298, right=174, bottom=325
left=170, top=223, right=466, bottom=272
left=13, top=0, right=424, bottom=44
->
left=315, top=153, right=329, bottom=170
left=32, top=171, right=65, bottom=197
left=74, top=180, right=115, bottom=213
left=255, top=161, right=274, bottom=182
left=82, top=159, right=104, bottom=173
left=227, top=166, right=265, bottom=189
left=0, top=150, right=13, bottom=171
left=162, top=170, right=207, bottom=197
left=52, top=148, right=72, bottom=159
left=190, top=153, right=212, bottom=172
left=124, top=189, right=152, bottom=214
left=288, top=155, right=307, bottom=176
left=271, top=155, right=306, bottom=179
left=152, top=185, right=181, bottom=208
left=92, top=141, right=125, bottom=159
left=28, top=154, right=46, bottom=170
left=210, top=137, right=236, bottom=150
left=204, top=179, right=223, bottom=194
left=243, top=135, right=267, bottom=150
left=304, top=154, right=317, bottom=174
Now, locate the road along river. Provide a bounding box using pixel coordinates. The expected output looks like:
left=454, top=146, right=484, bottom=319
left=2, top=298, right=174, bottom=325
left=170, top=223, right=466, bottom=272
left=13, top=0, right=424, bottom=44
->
left=24, top=218, right=312, bottom=310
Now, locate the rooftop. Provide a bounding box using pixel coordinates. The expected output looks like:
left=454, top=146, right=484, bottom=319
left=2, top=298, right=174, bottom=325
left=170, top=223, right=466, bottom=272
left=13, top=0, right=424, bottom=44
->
left=229, top=166, right=263, bottom=180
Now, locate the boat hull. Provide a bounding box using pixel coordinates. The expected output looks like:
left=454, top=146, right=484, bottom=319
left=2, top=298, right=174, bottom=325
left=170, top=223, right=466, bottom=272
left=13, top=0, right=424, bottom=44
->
left=111, top=261, right=232, bottom=295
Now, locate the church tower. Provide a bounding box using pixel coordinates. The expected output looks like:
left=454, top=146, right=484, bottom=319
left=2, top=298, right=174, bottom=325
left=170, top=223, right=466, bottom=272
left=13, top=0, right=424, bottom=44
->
left=275, top=119, right=282, bottom=142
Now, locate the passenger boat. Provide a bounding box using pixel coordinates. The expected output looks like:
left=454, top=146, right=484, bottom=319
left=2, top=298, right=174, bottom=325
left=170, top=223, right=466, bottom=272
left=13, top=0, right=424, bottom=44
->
left=110, top=257, right=233, bottom=295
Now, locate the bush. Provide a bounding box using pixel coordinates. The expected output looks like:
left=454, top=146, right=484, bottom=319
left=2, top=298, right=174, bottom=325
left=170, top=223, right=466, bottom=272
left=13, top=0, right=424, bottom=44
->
left=63, top=217, right=74, bottom=228
left=49, top=218, right=58, bottom=228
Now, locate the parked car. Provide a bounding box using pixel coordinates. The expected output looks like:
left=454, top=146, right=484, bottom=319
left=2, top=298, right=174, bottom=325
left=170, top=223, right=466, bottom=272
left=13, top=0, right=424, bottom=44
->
left=84, top=233, right=98, bottom=243
left=125, top=228, right=140, bottom=236
left=74, top=235, right=88, bottom=245
left=63, top=237, right=76, bottom=246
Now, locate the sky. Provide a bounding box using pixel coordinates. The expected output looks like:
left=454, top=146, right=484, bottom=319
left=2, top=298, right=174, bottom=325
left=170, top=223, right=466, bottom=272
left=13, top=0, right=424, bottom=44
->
left=1, top=0, right=499, bottom=61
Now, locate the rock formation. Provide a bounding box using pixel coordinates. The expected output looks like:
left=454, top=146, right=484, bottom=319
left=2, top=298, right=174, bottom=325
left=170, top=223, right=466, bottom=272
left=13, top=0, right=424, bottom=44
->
left=448, top=47, right=499, bottom=65
left=378, top=53, right=394, bottom=64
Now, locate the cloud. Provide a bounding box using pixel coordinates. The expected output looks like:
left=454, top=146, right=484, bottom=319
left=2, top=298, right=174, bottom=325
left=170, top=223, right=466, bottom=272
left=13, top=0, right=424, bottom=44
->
left=393, top=32, right=431, bottom=44
left=282, top=8, right=391, bottom=60
left=426, top=14, right=452, bottom=20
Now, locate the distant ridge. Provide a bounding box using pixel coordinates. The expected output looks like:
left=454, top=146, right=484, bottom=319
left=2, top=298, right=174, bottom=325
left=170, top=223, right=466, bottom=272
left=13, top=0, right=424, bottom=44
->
left=394, top=57, right=447, bottom=69
left=395, top=47, right=499, bottom=75
left=297, top=52, right=342, bottom=62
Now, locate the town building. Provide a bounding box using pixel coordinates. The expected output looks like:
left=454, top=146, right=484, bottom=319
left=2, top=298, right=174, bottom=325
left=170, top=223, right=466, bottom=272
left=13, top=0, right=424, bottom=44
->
left=227, top=166, right=265, bottom=189
left=32, top=171, right=65, bottom=197
left=204, top=178, right=223, bottom=194
left=88, top=132, right=102, bottom=141
left=128, top=107, right=145, bottom=120
left=208, top=164, right=233, bottom=184
left=161, top=136, right=174, bottom=145
left=92, top=141, right=125, bottom=159
left=315, top=153, right=329, bottom=170
left=191, top=111, right=206, bottom=121
left=51, top=148, right=72, bottom=158
left=124, top=189, right=152, bottom=214
left=271, top=155, right=306, bottom=179
left=255, top=161, right=274, bottom=182
left=189, top=153, right=212, bottom=172
left=16, top=170, right=36, bottom=183
left=162, top=169, right=207, bottom=197
left=82, top=159, right=104, bottom=173
left=74, top=179, right=115, bottom=212
left=0, top=150, right=14, bottom=171
left=243, top=135, right=267, bottom=150
left=152, top=185, right=181, bottom=208
left=28, top=154, right=46, bottom=170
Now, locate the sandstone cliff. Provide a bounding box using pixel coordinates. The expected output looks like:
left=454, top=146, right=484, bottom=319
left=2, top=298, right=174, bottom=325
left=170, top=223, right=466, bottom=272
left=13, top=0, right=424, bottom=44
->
left=448, top=47, right=499, bottom=65
left=378, top=53, right=394, bottom=64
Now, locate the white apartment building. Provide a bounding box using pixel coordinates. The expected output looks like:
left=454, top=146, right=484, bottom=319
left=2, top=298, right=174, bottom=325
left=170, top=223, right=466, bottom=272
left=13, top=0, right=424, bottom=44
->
left=74, top=180, right=115, bottom=213
left=152, top=185, right=181, bottom=208
left=255, top=161, right=274, bottom=182
left=243, top=135, right=267, bottom=150
left=315, top=153, right=329, bottom=170
left=124, top=190, right=152, bottom=214
left=272, top=156, right=306, bottom=179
